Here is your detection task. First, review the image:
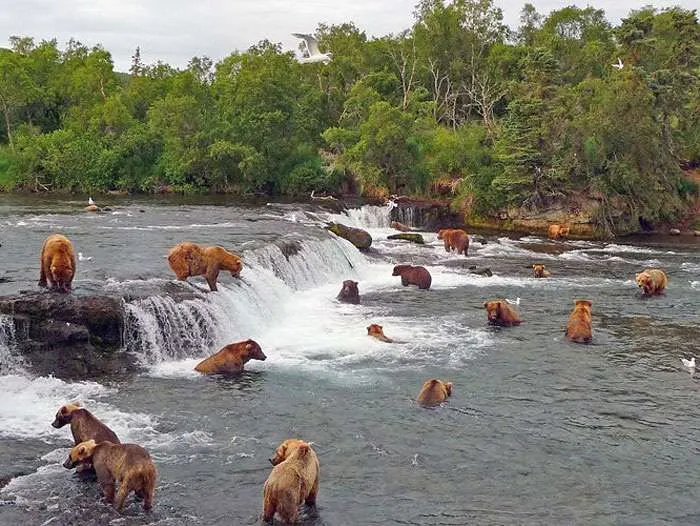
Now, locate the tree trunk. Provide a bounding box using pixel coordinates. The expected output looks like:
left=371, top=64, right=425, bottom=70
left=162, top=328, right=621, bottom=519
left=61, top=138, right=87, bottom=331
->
left=0, top=95, right=14, bottom=151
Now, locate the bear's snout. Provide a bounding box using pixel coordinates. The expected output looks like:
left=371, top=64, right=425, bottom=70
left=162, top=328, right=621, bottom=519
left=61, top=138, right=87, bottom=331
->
left=51, top=419, right=61, bottom=428
left=63, top=457, right=76, bottom=469
left=268, top=457, right=275, bottom=465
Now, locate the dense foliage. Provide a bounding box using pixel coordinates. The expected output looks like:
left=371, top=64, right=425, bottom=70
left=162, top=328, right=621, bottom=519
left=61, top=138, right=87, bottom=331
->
left=0, top=2, right=698, bottom=229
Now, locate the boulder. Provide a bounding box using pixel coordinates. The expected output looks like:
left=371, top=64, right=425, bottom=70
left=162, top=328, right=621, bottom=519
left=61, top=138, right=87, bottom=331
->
left=0, top=291, right=130, bottom=379
left=387, top=233, right=425, bottom=244
left=468, top=266, right=493, bottom=277
left=326, top=222, right=372, bottom=250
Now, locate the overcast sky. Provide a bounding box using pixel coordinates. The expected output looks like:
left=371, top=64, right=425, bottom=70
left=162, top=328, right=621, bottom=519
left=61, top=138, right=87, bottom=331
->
left=0, top=0, right=696, bottom=71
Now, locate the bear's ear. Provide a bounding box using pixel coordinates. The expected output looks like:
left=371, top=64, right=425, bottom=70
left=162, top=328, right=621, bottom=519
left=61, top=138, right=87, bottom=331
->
left=353, top=281, right=358, bottom=286
left=77, top=445, right=86, bottom=456
left=245, top=342, right=253, bottom=350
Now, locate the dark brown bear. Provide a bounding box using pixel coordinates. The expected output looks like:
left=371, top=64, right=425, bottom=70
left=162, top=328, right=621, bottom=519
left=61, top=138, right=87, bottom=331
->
left=337, top=280, right=360, bottom=304
left=392, top=264, right=432, bottom=290
left=483, top=300, right=522, bottom=327
left=194, top=339, right=266, bottom=375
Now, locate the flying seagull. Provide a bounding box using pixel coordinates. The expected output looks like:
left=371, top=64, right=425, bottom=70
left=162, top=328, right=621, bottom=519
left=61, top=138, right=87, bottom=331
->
left=292, top=33, right=332, bottom=64
left=612, top=57, right=624, bottom=70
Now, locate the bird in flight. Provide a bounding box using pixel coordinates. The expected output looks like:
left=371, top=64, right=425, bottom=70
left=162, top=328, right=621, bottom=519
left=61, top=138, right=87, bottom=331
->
left=292, top=33, right=332, bottom=64
left=612, top=57, right=624, bottom=70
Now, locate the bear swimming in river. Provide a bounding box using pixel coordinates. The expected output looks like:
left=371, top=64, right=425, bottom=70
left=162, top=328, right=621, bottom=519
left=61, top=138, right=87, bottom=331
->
left=337, top=280, right=360, bottom=304
left=194, top=339, right=266, bottom=375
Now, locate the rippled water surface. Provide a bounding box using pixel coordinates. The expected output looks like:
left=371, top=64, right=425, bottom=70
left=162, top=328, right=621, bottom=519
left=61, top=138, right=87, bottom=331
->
left=0, top=195, right=698, bottom=525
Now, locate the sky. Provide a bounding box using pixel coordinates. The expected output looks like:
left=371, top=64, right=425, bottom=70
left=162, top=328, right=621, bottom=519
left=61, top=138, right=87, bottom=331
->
left=0, top=0, right=696, bottom=71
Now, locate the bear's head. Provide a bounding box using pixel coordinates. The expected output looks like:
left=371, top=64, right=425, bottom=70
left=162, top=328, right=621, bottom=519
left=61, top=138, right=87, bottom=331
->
left=367, top=324, right=384, bottom=336
left=63, top=439, right=97, bottom=469
left=221, top=250, right=242, bottom=277
left=635, top=272, right=652, bottom=293
left=50, top=262, right=73, bottom=293
left=483, top=300, right=503, bottom=323
left=240, top=339, right=266, bottom=362
left=269, top=439, right=310, bottom=466
left=338, top=280, right=359, bottom=300
left=443, top=381, right=453, bottom=397
left=392, top=264, right=411, bottom=276
left=532, top=264, right=546, bottom=277
left=52, top=402, right=81, bottom=428
left=559, top=225, right=571, bottom=237
left=574, top=299, right=592, bottom=311
left=437, top=229, right=448, bottom=239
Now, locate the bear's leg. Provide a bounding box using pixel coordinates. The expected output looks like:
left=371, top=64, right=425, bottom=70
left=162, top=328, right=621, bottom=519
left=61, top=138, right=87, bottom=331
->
left=262, top=499, right=276, bottom=523
left=142, top=486, right=154, bottom=512
left=114, top=482, right=130, bottom=512
left=205, top=265, right=220, bottom=292
left=401, top=276, right=409, bottom=287
left=101, top=481, right=116, bottom=504
left=39, top=264, right=47, bottom=288
left=443, top=240, right=450, bottom=253
left=305, top=477, right=318, bottom=506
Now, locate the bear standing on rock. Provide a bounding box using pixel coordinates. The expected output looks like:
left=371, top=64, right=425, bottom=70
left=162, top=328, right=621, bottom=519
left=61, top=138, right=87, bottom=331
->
left=392, top=264, right=432, bottom=290
left=194, top=339, right=266, bottom=375
left=39, top=234, right=76, bottom=293
left=167, top=242, right=242, bottom=292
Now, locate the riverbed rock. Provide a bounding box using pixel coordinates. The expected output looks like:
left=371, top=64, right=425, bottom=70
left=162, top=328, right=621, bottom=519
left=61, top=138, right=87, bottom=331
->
left=468, top=266, right=493, bottom=277
left=0, top=292, right=128, bottom=379
left=326, top=222, right=372, bottom=250
left=387, top=233, right=425, bottom=244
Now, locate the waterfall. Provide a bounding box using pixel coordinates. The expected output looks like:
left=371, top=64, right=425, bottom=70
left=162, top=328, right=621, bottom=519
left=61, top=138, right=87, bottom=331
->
left=392, top=206, right=416, bottom=227
left=0, top=314, right=22, bottom=374
left=327, top=205, right=392, bottom=229
left=123, top=235, right=366, bottom=365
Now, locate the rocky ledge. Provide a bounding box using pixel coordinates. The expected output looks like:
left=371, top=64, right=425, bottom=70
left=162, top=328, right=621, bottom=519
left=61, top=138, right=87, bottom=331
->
left=0, top=283, right=202, bottom=380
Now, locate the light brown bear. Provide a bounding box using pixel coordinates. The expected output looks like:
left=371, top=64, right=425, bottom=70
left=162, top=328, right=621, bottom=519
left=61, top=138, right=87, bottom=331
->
left=547, top=224, right=570, bottom=240
left=532, top=264, right=551, bottom=278
left=167, top=242, right=242, bottom=292
left=416, top=379, right=453, bottom=407
left=483, top=299, right=522, bottom=327
left=52, top=402, right=121, bottom=472
left=194, top=339, right=266, bottom=375
left=635, top=268, right=668, bottom=296
left=39, top=234, right=76, bottom=293
left=392, top=264, right=432, bottom=290
left=565, top=299, right=593, bottom=343
left=367, top=324, right=392, bottom=343
left=337, top=280, right=360, bottom=304
left=63, top=439, right=156, bottom=512
left=437, top=228, right=469, bottom=256
left=391, top=221, right=411, bottom=232
left=263, top=440, right=320, bottom=524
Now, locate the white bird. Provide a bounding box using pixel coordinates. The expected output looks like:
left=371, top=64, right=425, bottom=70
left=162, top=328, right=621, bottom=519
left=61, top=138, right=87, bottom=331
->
left=78, top=252, right=92, bottom=262
left=612, top=57, right=624, bottom=70
left=88, top=197, right=95, bottom=205
left=292, top=33, right=332, bottom=64
left=681, top=357, right=695, bottom=371
left=506, top=297, right=521, bottom=306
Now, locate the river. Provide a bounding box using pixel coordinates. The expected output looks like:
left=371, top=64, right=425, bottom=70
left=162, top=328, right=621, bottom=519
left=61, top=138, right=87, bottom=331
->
left=0, top=195, right=698, bottom=525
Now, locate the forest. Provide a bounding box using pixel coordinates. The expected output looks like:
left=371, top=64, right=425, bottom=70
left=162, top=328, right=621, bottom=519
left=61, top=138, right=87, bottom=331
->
left=0, top=1, right=698, bottom=230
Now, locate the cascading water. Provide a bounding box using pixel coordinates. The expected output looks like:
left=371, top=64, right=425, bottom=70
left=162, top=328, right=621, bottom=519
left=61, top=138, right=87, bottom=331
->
left=123, top=235, right=367, bottom=365
left=326, top=204, right=393, bottom=229
left=0, top=314, right=21, bottom=374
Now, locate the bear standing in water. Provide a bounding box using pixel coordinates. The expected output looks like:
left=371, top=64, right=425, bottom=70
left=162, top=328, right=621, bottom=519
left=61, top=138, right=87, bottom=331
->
left=167, top=242, right=242, bottom=292
left=483, top=299, right=522, bottom=327
left=64, top=439, right=157, bottom=512
left=532, top=264, right=551, bottom=278
left=337, top=280, right=360, bottom=304
left=39, top=234, right=76, bottom=293
left=416, top=379, right=453, bottom=407
left=565, top=299, right=593, bottom=343
left=194, top=339, right=266, bottom=375
left=635, top=268, right=668, bottom=296
left=263, top=440, right=320, bottom=524
left=438, top=229, right=469, bottom=256
left=392, top=264, right=432, bottom=290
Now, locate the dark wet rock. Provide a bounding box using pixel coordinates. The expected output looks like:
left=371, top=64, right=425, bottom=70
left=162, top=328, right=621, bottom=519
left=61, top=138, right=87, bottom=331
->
left=277, top=238, right=303, bottom=260
left=387, top=233, right=425, bottom=244
left=468, top=266, right=493, bottom=277
left=311, top=194, right=346, bottom=214
left=0, top=292, right=130, bottom=379
left=390, top=198, right=459, bottom=231
left=326, top=222, right=372, bottom=250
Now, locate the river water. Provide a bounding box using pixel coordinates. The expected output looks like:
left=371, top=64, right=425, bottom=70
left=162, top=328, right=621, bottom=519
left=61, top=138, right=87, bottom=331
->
left=0, top=195, right=698, bottom=525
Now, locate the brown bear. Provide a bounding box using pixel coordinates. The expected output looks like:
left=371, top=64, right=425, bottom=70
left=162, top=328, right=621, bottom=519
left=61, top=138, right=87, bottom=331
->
left=367, top=324, right=392, bottom=343
left=416, top=379, right=453, bottom=407
left=532, top=264, right=551, bottom=278
left=392, top=264, right=432, bottom=290
left=437, top=229, right=469, bottom=256
left=167, top=242, right=242, bottom=292
left=52, top=402, right=121, bottom=473
left=483, top=299, right=522, bottom=327
left=547, top=224, right=570, bottom=240
left=635, top=268, right=668, bottom=296
left=194, top=339, right=266, bottom=375
left=565, top=299, right=593, bottom=343
left=63, top=439, right=156, bottom=512
left=390, top=221, right=411, bottom=232
left=39, top=234, right=76, bottom=293
left=263, top=440, right=319, bottom=524
left=337, top=280, right=360, bottom=304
